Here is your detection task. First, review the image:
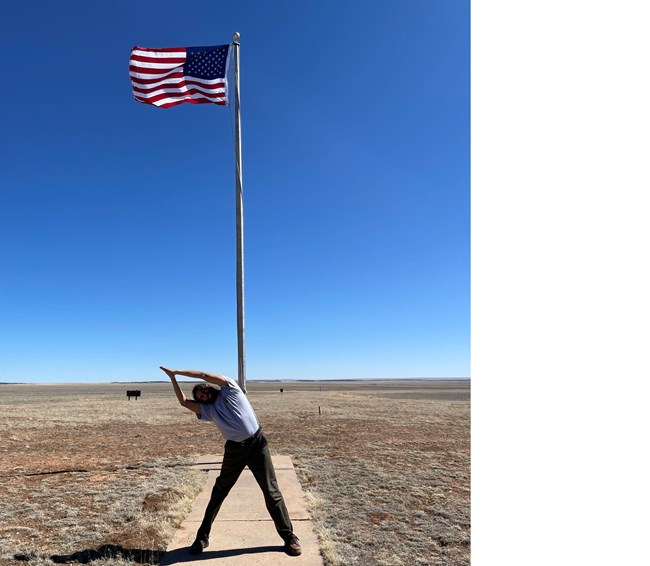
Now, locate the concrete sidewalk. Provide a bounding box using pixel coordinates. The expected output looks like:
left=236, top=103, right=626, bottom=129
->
left=159, top=455, right=323, bottom=566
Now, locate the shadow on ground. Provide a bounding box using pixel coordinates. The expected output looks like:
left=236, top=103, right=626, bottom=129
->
left=13, top=542, right=288, bottom=564
left=14, top=544, right=162, bottom=564
left=160, top=545, right=284, bottom=564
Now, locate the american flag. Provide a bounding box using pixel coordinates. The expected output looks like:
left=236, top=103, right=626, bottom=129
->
left=129, top=44, right=231, bottom=108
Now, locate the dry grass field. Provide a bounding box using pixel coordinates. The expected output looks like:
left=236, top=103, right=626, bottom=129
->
left=0, top=379, right=470, bottom=566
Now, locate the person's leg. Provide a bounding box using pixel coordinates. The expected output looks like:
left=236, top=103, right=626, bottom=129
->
left=193, top=442, right=246, bottom=549
left=246, top=432, right=294, bottom=540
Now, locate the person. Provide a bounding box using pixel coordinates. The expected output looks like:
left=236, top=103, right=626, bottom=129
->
left=160, top=365, right=302, bottom=557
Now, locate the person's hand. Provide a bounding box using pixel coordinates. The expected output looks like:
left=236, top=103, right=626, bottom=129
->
left=160, top=366, right=176, bottom=379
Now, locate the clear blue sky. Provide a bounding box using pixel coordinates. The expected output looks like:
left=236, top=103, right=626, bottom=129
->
left=0, top=1, right=469, bottom=382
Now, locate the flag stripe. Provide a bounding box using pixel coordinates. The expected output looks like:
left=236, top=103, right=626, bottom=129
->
left=133, top=84, right=226, bottom=100
left=129, top=72, right=185, bottom=86
left=134, top=92, right=227, bottom=108
left=133, top=82, right=226, bottom=97
left=130, top=73, right=224, bottom=87
left=130, top=55, right=186, bottom=65
left=136, top=89, right=226, bottom=103
left=130, top=67, right=180, bottom=76
left=129, top=60, right=184, bottom=70
left=131, top=77, right=225, bottom=90
left=131, top=47, right=186, bottom=57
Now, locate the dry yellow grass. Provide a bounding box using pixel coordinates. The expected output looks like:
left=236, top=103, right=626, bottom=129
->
left=0, top=379, right=470, bottom=565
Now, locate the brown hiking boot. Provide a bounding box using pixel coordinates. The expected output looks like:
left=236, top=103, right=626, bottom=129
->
left=284, top=534, right=302, bottom=556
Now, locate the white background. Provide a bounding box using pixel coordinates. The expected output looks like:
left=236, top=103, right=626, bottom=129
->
left=472, top=1, right=650, bottom=564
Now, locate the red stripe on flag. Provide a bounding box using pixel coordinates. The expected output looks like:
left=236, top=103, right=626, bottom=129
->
left=130, top=72, right=185, bottom=85
left=129, top=65, right=181, bottom=76
left=130, top=55, right=186, bottom=65
left=132, top=80, right=226, bottom=95
left=134, top=95, right=227, bottom=108
left=136, top=88, right=226, bottom=104
left=131, top=46, right=186, bottom=53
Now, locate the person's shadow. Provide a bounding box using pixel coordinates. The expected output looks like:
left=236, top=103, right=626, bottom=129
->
left=15, top=545, right=162, bottom=564
left=14, top=543, right=285, bottom=564
left=160, top=544, right=284, bottom=564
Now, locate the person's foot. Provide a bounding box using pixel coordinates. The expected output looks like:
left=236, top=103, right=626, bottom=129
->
left=188, top=536, right=209, bottom=555
left=283, top=534, right=302, bottom=556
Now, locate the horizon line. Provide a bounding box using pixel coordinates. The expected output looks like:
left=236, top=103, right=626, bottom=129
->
left=0, top=376, right=471, bottom=385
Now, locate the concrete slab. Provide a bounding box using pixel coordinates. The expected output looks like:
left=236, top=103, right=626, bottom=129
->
left=159, top=455, right=323, bottom=566
left=183, top=470, right=310, bottom=522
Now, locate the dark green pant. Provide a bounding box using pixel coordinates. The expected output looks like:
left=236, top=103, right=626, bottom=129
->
left=195, top=429, right=293, bottom=542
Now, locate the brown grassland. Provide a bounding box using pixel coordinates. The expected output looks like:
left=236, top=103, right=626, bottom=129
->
left=0, top=379, right=470, bottom=566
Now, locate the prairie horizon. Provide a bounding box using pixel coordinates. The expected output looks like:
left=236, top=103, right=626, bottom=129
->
left=0, top=378, right=470, bottom=387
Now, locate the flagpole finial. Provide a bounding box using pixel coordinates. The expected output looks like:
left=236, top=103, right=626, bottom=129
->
left=233, top=32, right=240, bottom=42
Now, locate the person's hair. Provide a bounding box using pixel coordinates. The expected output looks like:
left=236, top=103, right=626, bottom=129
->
left=192, top=383, right=213, bottom=402
left=192, top=383, right=221, bottom=403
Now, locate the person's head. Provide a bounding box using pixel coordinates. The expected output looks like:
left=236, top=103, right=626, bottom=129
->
left=192, top=383, right=219, bottom=404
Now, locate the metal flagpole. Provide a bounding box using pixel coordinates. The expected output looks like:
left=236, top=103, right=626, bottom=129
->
left=232, top=32, right=247, bottom=393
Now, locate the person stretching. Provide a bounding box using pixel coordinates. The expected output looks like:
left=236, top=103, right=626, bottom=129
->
left=160, top=366, right=302, bottom=557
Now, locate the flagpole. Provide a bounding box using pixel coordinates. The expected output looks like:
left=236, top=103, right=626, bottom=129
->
left=232, top=32, right=247, bottom=394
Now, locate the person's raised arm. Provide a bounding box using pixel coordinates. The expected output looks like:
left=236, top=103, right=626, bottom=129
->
left=160, top=366, right=201, bottom=414
left=160, top=366, right=229, bottom=388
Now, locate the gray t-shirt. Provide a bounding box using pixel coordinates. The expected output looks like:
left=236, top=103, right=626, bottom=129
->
left=197, top=377, right=260, bottom=441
